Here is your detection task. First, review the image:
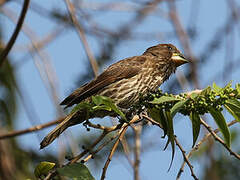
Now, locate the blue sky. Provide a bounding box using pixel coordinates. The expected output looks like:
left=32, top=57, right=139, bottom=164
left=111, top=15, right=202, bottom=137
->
left=1, top=0, right=240, bottom=179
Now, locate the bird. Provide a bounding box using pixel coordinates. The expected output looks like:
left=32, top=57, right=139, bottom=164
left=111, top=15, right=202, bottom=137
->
left=40, top=44, right=188, bottom=149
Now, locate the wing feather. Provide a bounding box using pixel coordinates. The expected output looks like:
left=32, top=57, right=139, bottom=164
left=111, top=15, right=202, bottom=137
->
left=60, top=56, right=147, bottom=108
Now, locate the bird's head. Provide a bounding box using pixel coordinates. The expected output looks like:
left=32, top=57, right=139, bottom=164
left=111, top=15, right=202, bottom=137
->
left=143, top=44, right=188, bottom=67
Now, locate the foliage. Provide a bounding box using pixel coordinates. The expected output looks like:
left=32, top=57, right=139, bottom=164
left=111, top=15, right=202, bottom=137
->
left=142, top=82, right=240, bottom=152
left=35, top=82, right=240, bottom=179
left=34, top=162, right=95, bottom=180
left=34, top=161, right=55, bottom=179
left=71, top=95, right=127, bottom=121
left=57, top=163, right=95, bottom=180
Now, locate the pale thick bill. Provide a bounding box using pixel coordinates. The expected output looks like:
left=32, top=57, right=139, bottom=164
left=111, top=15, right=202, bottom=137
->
left=171, top=52, right=188, bottom=66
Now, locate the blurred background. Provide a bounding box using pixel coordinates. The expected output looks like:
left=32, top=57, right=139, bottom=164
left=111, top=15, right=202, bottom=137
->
left=0, top=0, right=240, bottom=179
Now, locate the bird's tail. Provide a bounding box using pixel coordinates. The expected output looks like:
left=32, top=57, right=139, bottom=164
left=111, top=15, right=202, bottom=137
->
left=40, top=112, right=77, bottom=149
left=40, top=108, right=117, bottom=149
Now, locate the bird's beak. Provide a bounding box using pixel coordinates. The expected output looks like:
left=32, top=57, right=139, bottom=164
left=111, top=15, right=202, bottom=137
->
left=171, top=53, right=189, bottom=67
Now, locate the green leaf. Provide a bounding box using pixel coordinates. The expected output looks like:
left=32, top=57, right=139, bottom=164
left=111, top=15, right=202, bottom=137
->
left=93, top=96, right=126, bottom=121
left=34, top=161, right=55, bottom=178
left=170, top=100, right=188, bottom=117
left=106, top=102, right=126, bottom=121
left=224, top=99, right=240, bottom=122
left=149, top=108, right=168, bottom=137
left=92, top=95, right=105, bottom=106
left=164, top=111, right=175, bottom=171
left=57, top=163, right=95, bottom=180
left=200, top=86, right=211, bottom=95
left=209, top=107, right=231, bottom=147
left=71, top=102, right=92, bottom=114
left=212, top=82, right=221, bottom=93
left=190, top=112, right=201, bottom=148
left=150, top=96, right=179, bottom=104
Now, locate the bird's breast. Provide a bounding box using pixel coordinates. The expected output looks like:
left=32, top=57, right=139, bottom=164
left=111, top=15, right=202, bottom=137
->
left=98, top=67, right=164, bottom=108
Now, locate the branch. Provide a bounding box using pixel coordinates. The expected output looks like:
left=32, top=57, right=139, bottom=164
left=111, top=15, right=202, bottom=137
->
left=141, top=114, right=163, bottom=129
left=2, top=6, right=63, bottom=114
left=200, top=118, right=240, bottom=160
left=174, top=137, right=199, bottom=180
left=64, top=0, right=98, bottom=77
left=0, top=0, right=30, bottom=67
left=44, top=120, right=125, bottom=180
left=0, top=117, right=64, bottom=139
left=101, top=115, right=140, bottom=180
left=143, top=113, right=199, bottom=179
left=69, top=127, right=117, bottom=164
left=176, top=119, right=238, bottom=180
left=82, top=133, right=119, bottom=163
left=85, top=121, right=119, bottom=131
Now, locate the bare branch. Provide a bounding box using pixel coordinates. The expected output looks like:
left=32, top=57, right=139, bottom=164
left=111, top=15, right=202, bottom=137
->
left=174, top=137, right=199, bottom=180
left=0, top=117, right=64, bottom=140
left=177, top=119, right=238, bottom=179
left=200, top=119, right=240, bottom=160
left=64, top=0, right=98, bottom=77
left=101, top=115, right=140, bottom=180
left=82, top=133, right=119, bottom=163
left=0, top=0, right=30, bottom=67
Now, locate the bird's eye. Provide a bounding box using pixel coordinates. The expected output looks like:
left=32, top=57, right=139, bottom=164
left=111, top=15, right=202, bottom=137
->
left=167, top=46, right=172, bottom=51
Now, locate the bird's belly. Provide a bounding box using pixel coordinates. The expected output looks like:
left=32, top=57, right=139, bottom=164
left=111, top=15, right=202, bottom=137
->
left=99, top=71, right=163, bottom=109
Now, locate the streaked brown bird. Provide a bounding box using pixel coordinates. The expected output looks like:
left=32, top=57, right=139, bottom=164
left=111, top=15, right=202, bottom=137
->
left=40, top=44, right=188, bottom=149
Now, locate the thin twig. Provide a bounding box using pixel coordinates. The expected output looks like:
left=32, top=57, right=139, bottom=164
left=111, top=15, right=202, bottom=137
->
left=44, top=130, right=110, bottom=179
left=64, top=0, right=98, bottom=77
left=174, top=137, right=199, bottom=180
left=0, top=117, right=64, bottom=140
left=101, top=115, right=140, bottom=180
left=86, top=121, right=119, bottom=131
left=44, top=122, right=124, bottom=180
left=69, top=123, right=122, bottom=164
left=143, top=113, right=199, bottom=179
left=176, top=119, right=238, bottom=179
left=70, top=130, right=108, bottom=164
left=2, top=6, right=63, bottom=114
left=0, top=0, right=30, bottom=67
left=141, top=114, right=163, bottom=129
left=82, top=133, right=119, bottom=163
left=48, top=130, right=113, bottom=180
left=14, top=27, right=65, bottom=68
left=100, top=127, right=128, bottom=180
left=200, top=119, right=240, bottom=160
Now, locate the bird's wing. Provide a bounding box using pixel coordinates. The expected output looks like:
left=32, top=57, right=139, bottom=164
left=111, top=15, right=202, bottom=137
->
left=60, top=56, right=147, bottom=108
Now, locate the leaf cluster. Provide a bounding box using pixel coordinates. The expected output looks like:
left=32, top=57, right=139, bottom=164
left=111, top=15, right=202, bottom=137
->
left=142, top=82, right=240, bottom=158
left=71, top=95, right=126, bottom=121
left=35, top=82, right=240, bottom=179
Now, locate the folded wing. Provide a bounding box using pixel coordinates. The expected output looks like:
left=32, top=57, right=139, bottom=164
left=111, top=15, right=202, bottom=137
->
left=60, top=56, right=147, bottom=108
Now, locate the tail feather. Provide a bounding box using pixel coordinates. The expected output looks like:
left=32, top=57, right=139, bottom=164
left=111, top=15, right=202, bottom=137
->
left=40, top=107, right=116, bottom=149
left=40, top=112, right=77, bottom=149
